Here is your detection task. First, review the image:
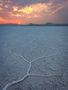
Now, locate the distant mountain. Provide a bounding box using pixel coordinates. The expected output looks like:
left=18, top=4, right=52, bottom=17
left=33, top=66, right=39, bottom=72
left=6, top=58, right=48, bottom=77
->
left=27, top=23, right=68, bottom=26
left=0, top=23, right=68, bottom=26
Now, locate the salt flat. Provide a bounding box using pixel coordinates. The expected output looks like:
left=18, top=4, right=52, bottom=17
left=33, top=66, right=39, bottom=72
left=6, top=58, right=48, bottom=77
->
left=0, top=26, right=68, bottom=90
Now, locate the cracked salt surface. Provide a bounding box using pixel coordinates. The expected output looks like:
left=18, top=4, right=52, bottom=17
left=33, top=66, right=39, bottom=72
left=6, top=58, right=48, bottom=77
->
left=6, top=74, right=68, bottom=90
left=0, top=49, right=29, bottom=90
left=0, top=26, right=68, bottom=90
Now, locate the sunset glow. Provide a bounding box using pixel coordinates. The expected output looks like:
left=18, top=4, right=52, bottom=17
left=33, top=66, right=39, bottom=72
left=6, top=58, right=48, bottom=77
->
left=22, top=6, right=33, bottom=14
left=0, top=18, right=24, bottom=24
left=0, top=0, right=68, bottom=24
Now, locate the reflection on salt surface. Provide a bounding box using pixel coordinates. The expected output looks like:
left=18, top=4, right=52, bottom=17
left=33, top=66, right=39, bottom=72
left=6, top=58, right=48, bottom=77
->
left=0, top=26, right=68, bottom=90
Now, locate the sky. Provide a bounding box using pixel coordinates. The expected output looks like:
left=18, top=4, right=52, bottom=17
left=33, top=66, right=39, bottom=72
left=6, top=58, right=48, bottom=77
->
left=0, top=0, right=68, bottom=24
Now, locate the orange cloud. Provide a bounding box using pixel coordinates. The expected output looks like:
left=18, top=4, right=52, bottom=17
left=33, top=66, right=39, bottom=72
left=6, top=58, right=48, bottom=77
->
left=0, top=1, right=68, bottom=24
left=12, top=3, right=49, bottom=15
left=8, top=3, right=50, bottom=20
left=10, top=2, right=67, bottom=18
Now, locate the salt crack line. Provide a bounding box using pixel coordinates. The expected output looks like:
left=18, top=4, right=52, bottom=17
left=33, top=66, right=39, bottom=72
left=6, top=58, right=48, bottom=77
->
left=29, top=74, right=48, bottom=77
left=3, top=54, right=31, bottom=90
left=14, top=53, right=30, bottom=63
left=3, top=74, right=29, bottom=90
left=29, top=74, right=63, bottom=78
left=3, top=53, right=57, bottom=90
left=8, top=49, right=29, bottom=63
left=31, top=53, right=57, bottom=63
left=27, top=62, right=32, bottom=75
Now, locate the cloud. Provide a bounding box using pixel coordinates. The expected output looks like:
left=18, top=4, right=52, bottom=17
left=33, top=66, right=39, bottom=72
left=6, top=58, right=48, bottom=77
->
left=0, top=0, right=68, bottom=24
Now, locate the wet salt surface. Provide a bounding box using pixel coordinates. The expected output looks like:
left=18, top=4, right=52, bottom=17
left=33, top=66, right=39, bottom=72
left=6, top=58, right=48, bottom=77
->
left=0, top=26, right=68, bottom=90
